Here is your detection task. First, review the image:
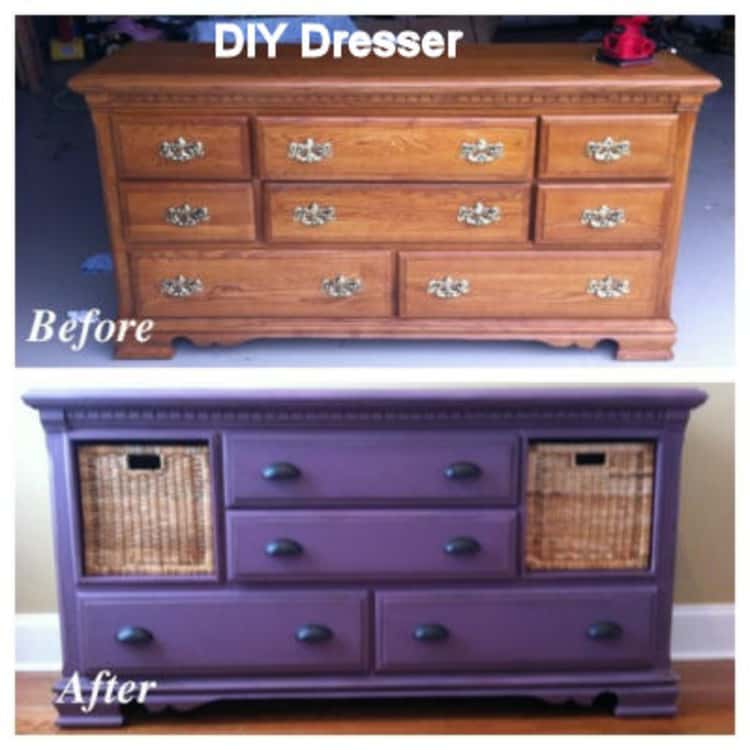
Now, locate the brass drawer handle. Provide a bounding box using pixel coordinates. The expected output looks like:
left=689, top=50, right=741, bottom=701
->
left=580, top=205, right=625, bottom=229
left=293, top=202, right=336, bottom=227
left=457, top=202, right=501, bottom=227
left=586, top=137, right=631, bottom=162
left=160, top=274, right=204, bottom=298
left=165, top=203, right=210, bottom=228
left=587, top=276, right=631, bottom=299
left=288, top=138, right=333, bottom=163
left=427, top=276, right=470, bottom=299
left=321, top=275, right=362, bottom=298
left=460, top=138, right=504, bottom=164
left=159, top=136, right=205, bottom=162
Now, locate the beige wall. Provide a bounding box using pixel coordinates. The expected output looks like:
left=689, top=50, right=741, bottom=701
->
left=15, top=383, right=734, bottom=613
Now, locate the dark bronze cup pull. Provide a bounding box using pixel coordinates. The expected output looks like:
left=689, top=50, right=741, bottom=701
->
left=413, top=623, right=450, bottom=642
left=443, top=461, right=482, bottom=480
left=587, top=621, right=623, bottom=640
left=115, top=625, right=154, bottom=646
left=262, top=462, right=301, bottom=481
left=264, top=538, right=304, bottom=557
left=443, top=536, right=481, bottom=556
left=295, top=624, right=333, bottom=644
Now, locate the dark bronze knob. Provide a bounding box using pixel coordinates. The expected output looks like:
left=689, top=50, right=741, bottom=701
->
left=443, top=462, right=482, bottom=480
left=587, top=621, right=623, bottom=640
left=115, top=626, right=153, bottom=646
left=413, top=623, right=450, bottom=642
left=443, top=536, right=481, bottom=556
left=264, top=538, right=304, bottom=557
left=262, top=462, right=301, bottom=481
left=295, top=624, right=333, bottom=643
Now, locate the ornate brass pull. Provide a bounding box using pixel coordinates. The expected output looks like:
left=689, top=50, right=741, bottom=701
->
left=293, top=202, right=336, bottom=227
left=288, top=138, right=333, bottom=163
left=587, top=276, right=631, bottom=299
left=460, top=139, right=504, bottom=164
left=165, top=203, right=210, bottom=228
left=321, top=275, right=362, bottom=298
left=160, top=274, right=204, bottom=298
left=580, top=205, right=625, bottom=230
left=159, top=136, right=205, bottom=162
left=457, top=202, right=501, bottom=227
left=586, top=137, right=631, bottom=162
left=427, top=276, right=470, bottom=299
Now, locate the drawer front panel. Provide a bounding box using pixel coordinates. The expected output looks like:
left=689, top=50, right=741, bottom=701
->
left=226, top=430, right=517, bottom=505
left=112, top=116, right=251, bottom=179
left=376, top=588, right=657, bottom=673
left=120, top=182, right=255, bottom=243
left=78, top=591, right=368, bottom=675
left=536, top=184, right=671, bottom=246
left=400, top=252, right=660, bottom=319
left=266, top=184, right=530, bottom=244
left=133, top=251, right=394, bottom=318
left=539, top=115, right=678, bottom=179
left=227, top=510, right=517, bottom=581
left=258, top=117, right=536, bottom=180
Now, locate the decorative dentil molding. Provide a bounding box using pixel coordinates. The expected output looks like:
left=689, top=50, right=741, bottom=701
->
left=87, top=90, right=685, bottom=110
left=55, top=404, right=673, bottom=429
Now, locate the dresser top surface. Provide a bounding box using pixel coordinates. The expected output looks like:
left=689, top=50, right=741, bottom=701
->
left=69, top=41, right=720, bottom=96
left=23, top=388, right=707, bottom=412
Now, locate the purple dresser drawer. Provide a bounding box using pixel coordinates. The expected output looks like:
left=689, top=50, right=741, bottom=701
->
left=375, top=588, right=657, bottom=673
left=225, top=430, right=517, bottom=506
left=77, top=591, right=369, bottom=676
left=227, top=510, right=517, bottom=581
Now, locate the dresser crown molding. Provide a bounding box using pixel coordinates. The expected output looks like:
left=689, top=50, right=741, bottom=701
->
left=69, top=44, right=720, bottom=360
left=27, top=388, right=705, bottom=727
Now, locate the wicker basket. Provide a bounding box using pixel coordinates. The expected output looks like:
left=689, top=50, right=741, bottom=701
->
left=525, top=442, right=655, bottom=571
left=77, top=444, right=214, bottom=576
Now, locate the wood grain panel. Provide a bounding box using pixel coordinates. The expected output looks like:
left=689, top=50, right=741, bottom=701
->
left=133, top=250, right=394, bottom=318
left=538, top=115, right=678, bottom=179
left=267, top=184, right=530, bottom=244
left=120, top=182, right=255, bottom=243
left=112, top=115, right=251, bottom=179
left=258, top=117, right=535, bottom=180
left=535, top=184, right=671, bottom=246
left=400, top=252, right=660, bottom=319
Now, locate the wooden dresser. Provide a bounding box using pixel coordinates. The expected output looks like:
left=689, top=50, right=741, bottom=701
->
left=25, top=388, right=706, bottom=727
left=69, top=43, right=720, bottom=360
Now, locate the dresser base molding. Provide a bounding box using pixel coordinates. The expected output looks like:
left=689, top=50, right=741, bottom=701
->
left=114, top=318, right=677, bottom=361
left=52, top=672, right=679, bottom=727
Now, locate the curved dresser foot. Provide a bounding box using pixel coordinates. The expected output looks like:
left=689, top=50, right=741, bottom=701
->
left=54, top=699, right=125, bottom=728
left=115, top=336, right=175, bottom=359
left=613, top=684, right=679, bottom=717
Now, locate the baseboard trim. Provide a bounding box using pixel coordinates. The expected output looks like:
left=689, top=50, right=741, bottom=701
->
left=15, top=603, right=734, bottom=671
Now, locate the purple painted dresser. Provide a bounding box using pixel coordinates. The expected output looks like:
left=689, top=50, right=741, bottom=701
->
left=24, top=388, right=706, bottom=727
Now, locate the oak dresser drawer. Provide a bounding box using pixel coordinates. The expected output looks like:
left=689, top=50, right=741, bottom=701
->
left=120, top=182, right=255, bottom=243
left=112, top=115, right=252, bottom=180
left=133, top=251, right=394, bottom=318
left=375, top=588, right=657, bottom=673
left=400, top=252, right=660, bottom=318
left=225, top=430, right=517, bottom=506
left=78, top=591, right=369, bottom=676
left=227, top=510, right=517, bottom=581
left=258, top=117, right=536, bottom=181
left=535, top=184, right=671, bottom=247
left=538, top=115, right=679, bottom=179
left=266, top=184, right=530, bottom=244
